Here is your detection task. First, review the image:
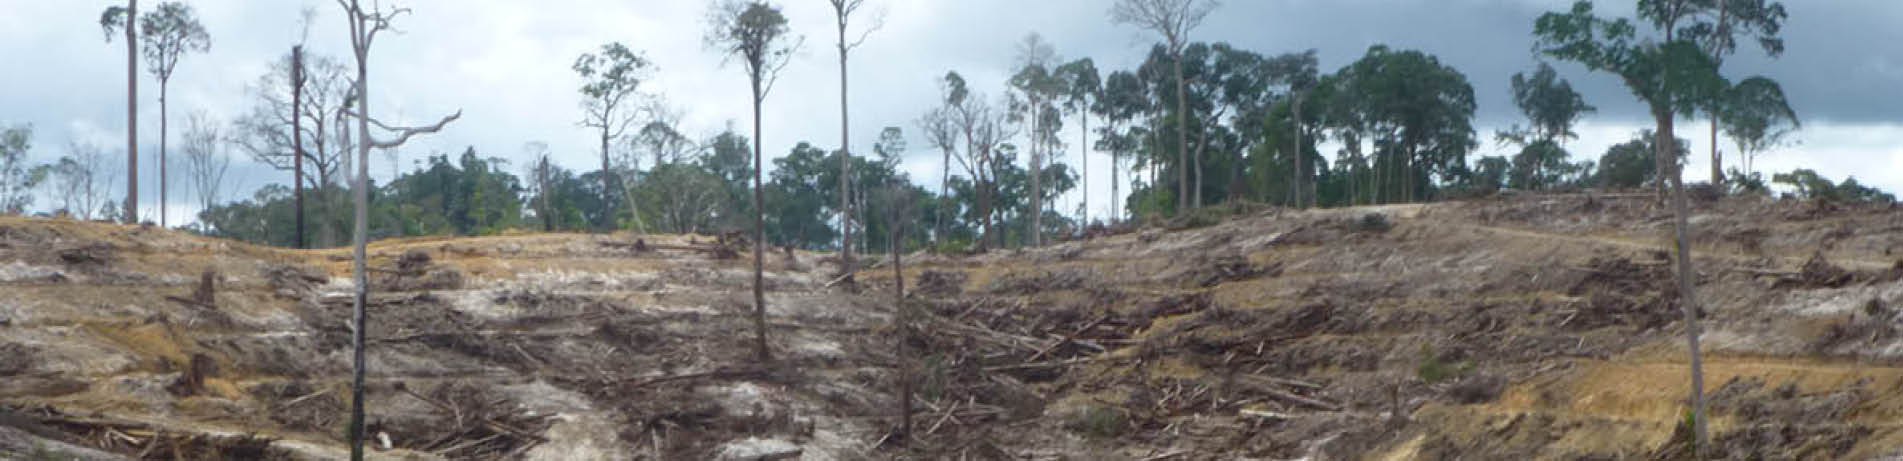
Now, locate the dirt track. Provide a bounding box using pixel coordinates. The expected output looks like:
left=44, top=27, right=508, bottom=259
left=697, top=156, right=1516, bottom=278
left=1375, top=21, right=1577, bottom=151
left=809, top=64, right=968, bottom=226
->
left=1, top=194, right=1900, bottom=459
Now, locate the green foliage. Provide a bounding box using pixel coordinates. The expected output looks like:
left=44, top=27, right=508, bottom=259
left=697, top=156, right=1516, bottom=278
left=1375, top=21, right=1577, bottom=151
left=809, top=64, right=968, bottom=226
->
left=1064, top=405, right=1126, bottom=439
left=1416, top=345, right=1474, bottom=384
left=573, top=43, right=651, bottom=102
left=1357, top=213, right=1392, bottom=234
left=1314, top=45, right=1478, bottom=204
left=0, top=124, right=47, bottom=215
left=136, top=2, right=211, bottom=81
left=1595, top=130, right=1688, bottom=189
left=1471, top=156, right=1511, bottom=192
left=1720, top=77, right=1799, bottom=173
left=1508, top=62, right=1596, bottom=143
left=1772, top=169, right=1895, bottom=204
left=1726, top=168, right=1769, bottom=195
left=1535, top=1, right=1726, bottom=120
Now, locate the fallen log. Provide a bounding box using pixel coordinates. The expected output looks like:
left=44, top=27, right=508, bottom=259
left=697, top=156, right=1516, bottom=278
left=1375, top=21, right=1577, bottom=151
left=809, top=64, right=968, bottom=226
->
left=1234, top=375, right=1339, bottom=411
left=1027, top=315, right=1110, bottom=362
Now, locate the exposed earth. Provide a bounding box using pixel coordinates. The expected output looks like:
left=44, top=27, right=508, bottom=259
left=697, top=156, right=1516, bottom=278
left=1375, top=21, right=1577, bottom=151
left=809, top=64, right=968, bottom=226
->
left=1, top=193, right=1902, bottom=460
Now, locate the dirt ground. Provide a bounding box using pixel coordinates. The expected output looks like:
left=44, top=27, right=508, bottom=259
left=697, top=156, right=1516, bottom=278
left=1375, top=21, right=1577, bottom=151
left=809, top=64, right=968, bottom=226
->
left=1, top=193, right=1901, bottom=460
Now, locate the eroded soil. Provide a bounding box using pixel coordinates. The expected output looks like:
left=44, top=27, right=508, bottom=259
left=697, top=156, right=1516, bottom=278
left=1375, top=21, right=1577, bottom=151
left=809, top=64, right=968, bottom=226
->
left=1, top=194, right=1901, bottom=460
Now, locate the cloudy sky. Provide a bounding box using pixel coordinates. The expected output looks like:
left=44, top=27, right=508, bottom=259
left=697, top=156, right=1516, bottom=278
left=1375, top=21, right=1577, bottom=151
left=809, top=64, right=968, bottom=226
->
left=3, top=0, right=1899, bottom=223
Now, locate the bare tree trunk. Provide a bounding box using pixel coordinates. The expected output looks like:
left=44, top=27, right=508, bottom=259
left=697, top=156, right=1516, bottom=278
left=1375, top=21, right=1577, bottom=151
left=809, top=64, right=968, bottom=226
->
left=292, top=46, right=306, bottom=249
left=750, top=76, right=769, bottom=363
left=1173, top=49, right=1189, bottom=216
left=160, top=80, right=169, bottom=228
left=1080, top=110, right=1088, bottom=223
left=347, top=35, right=370, bottom=461
left=1110, top=148, right=1119, bottom=223
left=540, top=156, right=553, bottom=232
left=1029, top=97, right=1042, bottom=248
left=1709, top=118, right=1722, bottom=186
left=600, top=131, right=612, bottom=231
left=837, top=24, right=854, bottom=275
left=938, top=147, right=949, bottom=246
left=891, top=213, right=911, bottom=438
left=1658, top=110, right=1709, bottom=456
left=124, top=0, right=139, bottom=225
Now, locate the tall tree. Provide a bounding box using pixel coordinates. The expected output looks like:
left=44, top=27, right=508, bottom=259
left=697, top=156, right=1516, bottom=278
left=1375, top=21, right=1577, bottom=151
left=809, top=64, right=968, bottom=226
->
left=231, top=49, right=353, bottom=247
left=99, top=1, right=139, bottom=224
left=707, top=0, right=800, bottom=363
left=0, top=125, right=46, bottom=215
left=1111, top=0, right=1218, bottom=216
left=1537, top=1, right=1728, bottom=454
left=1009, top=33, right=1063, bottom=246
left=1718, top=76, right=1797, bottom=177
left=1055, top=58, right=1100, bottom=223
left=106, top=2, right=210, bottom=227
left=827, top=0, right=882, bottom=276
left=1499, top=62, right=1595, bottom=190
left=1092, top=70, right=1149, bottom=221
left=918, top=104, right=959, bottom=245
left=52, top=140, right=116, bottom=220
left=1262, top=50, right=1319, bottom=208
left=181, top=111, right=230, bottom=224
left=334, top=0, right=461, bottom=458
left=523, top=141, right=557, bottom=231
left=1686, top=0, right=1787, bottom=184
left=573, top=42, right=653, bottom=232
left=1321, top=45, right=1477, bottom=203
left=291, top=45, right=307, bottom=248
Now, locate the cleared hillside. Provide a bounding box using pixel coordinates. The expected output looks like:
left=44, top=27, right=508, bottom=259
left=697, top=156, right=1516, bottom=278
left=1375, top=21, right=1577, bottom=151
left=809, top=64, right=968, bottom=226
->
left=0, top=194, right=1900, bottom=460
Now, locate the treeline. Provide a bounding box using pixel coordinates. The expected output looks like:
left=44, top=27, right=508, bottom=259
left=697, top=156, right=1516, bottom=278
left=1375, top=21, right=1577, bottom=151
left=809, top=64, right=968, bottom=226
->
left=9, top=0, right=1893, bottom=256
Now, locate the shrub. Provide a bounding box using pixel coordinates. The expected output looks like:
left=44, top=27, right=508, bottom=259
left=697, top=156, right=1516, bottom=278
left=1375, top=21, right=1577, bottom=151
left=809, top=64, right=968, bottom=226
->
left=1064, top=405, right=1125, bottom=439
left=1357, top=213, right=1392, bottom=234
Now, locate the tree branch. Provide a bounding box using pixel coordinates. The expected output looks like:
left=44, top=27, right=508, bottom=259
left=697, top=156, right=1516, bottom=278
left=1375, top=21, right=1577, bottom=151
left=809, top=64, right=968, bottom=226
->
left=345, top=109, right=462, bottom=149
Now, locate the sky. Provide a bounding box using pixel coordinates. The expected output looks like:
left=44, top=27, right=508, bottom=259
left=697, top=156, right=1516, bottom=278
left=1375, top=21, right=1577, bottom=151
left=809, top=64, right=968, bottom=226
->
left=2, top=0, right=1899, bottom=224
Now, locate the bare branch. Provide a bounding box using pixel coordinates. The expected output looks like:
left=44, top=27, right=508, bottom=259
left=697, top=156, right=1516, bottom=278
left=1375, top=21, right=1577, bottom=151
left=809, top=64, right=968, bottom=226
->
left=345, top=109, right=462, bottom=149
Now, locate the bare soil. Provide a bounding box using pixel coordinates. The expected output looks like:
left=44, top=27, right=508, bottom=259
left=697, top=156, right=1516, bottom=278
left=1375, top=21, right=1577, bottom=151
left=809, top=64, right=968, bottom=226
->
left=1, top=194, right=1901, bottom=460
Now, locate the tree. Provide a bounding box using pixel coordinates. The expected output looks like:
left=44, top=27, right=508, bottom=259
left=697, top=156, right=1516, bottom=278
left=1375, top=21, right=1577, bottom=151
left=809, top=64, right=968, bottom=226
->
left=1686, top=0, right=1788, bottom=184
left=232, top=48, right=354, bottom=247
left=181, top=112, right=230, bottom=227
left=1009, top=33, right=1065, bottom=246
left=918, top=105, right=958, bottom=245
left=99, top=1, right=140, bottom=224
left=103, top=2, right=210, bottom=227
left=51, top=140, right=116, bottom=220
left=1111, top=0, right=1218, bottom=216
left=946, top=80, right=1019, bottom=251
left=1055, top=58, right=1100, bottom=222
left=1536, top=1, right=1729, bottom=453
left=827, top=0, right=883, bottom=276
left=334, top=1, right=461, bottom=458
left=523, top=142, right=558, bottom=231
left=1093, top=70, right=1149, bottom=221
left=1596, top=129, right=1688, bottom=189
left=1263, top=50, right=1319, bottom=208
left=1498, top=63, right=1595, bottom=191
left=573, top=42, right=653, bottom=232
left=1321, top=45, right=1477, bottom=203
left=707, top=0, right=800, bottom=363
left=0, top=125, right=47, bottom=215
left=1773, top=169, right=1895, bottom=204
left=1719, top=76, right=1797, bottom=177
left=875, top=184, right=915, bottom=438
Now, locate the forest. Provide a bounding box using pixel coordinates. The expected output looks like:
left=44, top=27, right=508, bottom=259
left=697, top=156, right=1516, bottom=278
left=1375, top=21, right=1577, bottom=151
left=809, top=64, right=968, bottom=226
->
left=0, top=0, right=1889, bottom=258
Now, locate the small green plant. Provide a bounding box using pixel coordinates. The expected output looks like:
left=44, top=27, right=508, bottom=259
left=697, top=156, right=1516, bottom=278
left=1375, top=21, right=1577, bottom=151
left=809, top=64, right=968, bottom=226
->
left=1357, top=213, right=1392, bottom=233
left=1415, top=345, right=1473, bottom=383
left=1064, top=405, right=1125, bottom=439
left=25, top=442, right=76, bottom=461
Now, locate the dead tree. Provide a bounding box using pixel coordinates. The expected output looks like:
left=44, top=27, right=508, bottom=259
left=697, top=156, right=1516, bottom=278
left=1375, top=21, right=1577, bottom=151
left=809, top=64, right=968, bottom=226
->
left=335, top=1, right=461, bottom=459
left=828, top=0, right=884, bottom=276
left=879, top=186, right=914, bottom=439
